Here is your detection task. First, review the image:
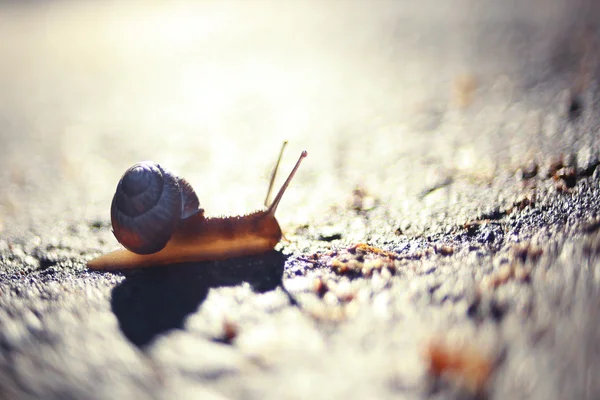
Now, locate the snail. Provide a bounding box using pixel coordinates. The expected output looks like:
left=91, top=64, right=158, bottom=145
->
left=87, top=146, right=307, bottom=270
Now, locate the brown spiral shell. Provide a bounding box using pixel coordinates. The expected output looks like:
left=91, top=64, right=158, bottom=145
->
left=110, top=162, right=200, bottom=254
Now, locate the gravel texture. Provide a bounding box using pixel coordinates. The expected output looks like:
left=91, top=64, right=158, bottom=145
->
left=1, top=1, right=600, bottom=399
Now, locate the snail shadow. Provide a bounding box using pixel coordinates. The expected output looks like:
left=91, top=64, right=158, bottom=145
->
left=110, top=250, right=287, bottom=349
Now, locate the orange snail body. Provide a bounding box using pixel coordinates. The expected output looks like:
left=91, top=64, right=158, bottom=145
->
left=87, top=149, right=307, bottom=270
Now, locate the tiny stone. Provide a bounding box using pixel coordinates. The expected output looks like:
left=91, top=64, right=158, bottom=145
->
left=594, top=165, right=600, bottom=180
left=318, top=227, right=343, bottom=242
left=564, top=152, right=577, bottom=169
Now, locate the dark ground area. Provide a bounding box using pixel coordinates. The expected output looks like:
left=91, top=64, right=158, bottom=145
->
left=1, top=1, right=600, bottom=399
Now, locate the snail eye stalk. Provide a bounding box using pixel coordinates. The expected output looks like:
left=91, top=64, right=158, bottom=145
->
left=264, top=141, right=289, bottom=207
left=267, top=150, right=308, bottom=217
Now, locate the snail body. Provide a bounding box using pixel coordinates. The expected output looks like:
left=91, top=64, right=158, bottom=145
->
left=87, top=149, right=307, bottom=270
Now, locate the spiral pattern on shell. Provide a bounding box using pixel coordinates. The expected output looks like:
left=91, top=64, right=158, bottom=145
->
left=110, top=162, right=200, bottom=254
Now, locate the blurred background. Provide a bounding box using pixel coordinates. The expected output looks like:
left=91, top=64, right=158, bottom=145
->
left=0, top=0, right=598, bottom=236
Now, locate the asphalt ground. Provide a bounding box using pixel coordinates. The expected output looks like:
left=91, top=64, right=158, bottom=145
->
left=1, top=1, right=600, bottom=399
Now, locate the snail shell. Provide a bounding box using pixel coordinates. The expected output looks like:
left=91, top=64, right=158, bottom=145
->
left=110, top=162, right=201, bottom=255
